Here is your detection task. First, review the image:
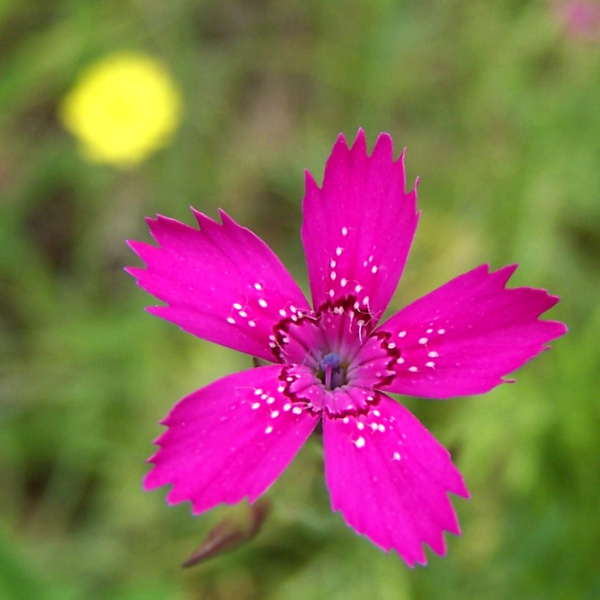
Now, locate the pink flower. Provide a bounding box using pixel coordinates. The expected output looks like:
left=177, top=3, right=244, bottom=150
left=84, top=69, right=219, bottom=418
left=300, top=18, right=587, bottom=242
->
left=554, top=0, right=600, bottom=40
left=127, top=130, right=566, bottom=566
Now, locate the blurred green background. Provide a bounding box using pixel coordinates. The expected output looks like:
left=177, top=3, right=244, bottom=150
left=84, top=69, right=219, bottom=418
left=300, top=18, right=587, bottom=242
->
left=1, top=0, right=598, bottom=598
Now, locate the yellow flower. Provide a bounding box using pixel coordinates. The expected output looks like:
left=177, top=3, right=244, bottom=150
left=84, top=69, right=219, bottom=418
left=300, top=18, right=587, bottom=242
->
left=60, top=52, right=183, bottom=168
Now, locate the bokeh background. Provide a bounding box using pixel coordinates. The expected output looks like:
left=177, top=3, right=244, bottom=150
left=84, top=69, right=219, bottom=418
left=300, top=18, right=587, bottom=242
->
left=1, top=1, right=598, bottom=599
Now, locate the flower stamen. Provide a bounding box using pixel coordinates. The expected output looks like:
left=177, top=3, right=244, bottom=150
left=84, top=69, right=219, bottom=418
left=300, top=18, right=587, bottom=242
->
left=319, top=352, right=346, bottom=389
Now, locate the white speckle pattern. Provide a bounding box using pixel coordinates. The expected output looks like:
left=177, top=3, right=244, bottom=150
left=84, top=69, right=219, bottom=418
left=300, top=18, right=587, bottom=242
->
left=393, top=452, right=402, bottom=461
left=330, top=271, right=337, bottom=281
left=233, top=303, right=243, bottom=310
left=248, top=321, right=256, bottom=327
left=409, top=366, right=418, bottom=372
left=428, top=351, right=439, bottom=358
left=254, top=282, right=263, bottom=291
left=426, top=361, right=435, bottom=368
left=398, top=331, right=406, bottom=338
left=265, top=426, right=273, bottom=434
left=355, top=436, right=365, bottom=448
left=283, top=403, right=291, bottom=411
left=336, top=247, right=343, bottom=256
left=371, top=265, right=378, bottom=274
left=292, top=406, right=303, bottom=415
left=251, top=402, right=260, bottom=410
left=355, top=284, right=363, bottom=293
left=438, top=328, right=446, bottom=335
left=342, top=226, right=349, bottom=236
left=418, top=337, right=428, bottom=345
left=258, top=298, right=268, bottom=308
left=227, top=317, right=236, bottom=325
left=340, top=278, right=348, bottom=287
left=357, top=422, right=365, bottom=430
left=279, top=309, right=287, bottom=317
left=270, top=410, right=279, bottom=418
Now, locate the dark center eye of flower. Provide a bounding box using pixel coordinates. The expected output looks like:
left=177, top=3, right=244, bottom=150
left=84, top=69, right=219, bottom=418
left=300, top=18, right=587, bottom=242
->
left=317, top=352, right=347, bottom=389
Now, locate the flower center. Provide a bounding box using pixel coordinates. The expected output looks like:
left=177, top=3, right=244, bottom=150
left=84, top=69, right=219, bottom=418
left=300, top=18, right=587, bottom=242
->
left=317, top=352, right=347, bottom=389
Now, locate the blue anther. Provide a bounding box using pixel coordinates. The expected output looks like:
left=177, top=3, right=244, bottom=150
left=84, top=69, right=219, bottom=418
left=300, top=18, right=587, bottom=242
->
left=320, top=352, right=342, bottom=369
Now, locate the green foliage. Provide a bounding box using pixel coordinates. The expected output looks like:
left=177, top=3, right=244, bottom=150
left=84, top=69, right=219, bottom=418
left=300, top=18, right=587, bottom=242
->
left=1, top=0, right=597, bottom=598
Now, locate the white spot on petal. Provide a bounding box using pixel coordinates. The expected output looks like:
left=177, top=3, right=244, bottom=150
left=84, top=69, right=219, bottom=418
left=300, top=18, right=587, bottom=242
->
left=355, top=436, right=365, bottom=448
left=258, top=299, right=268, bottom=308
left=398, top=331, right=406, bottom=338
left=227, top=317, right=236, bottom=325
left=371, top=265, right=378, bottom=274
left=340, top=278, right=348, bottom=287
left=438, top=328, right=446, bottom=335
left=330, top=271, right=337, bottom=281
left=426, top=361, right=435, bottom=368
left=393, top=452, right=401, bottom=461
left=251, top=402, right=260, bottom=410
left=418, top=337, right=428, bottom=345
left=254, top=282, right=263, bottom=291
left=355, top=284, right=363, bottom=293
left=409, top=366, right=418, bottom=372
left=233, top=303, right=243, bottom=310
left=341, top=226, right=348, bottom=236
left=292, top=406, right=303, bottom=415
left=357, top=422, right=365, bottom=430
left=248, top=320, right=256, bottom=327
left=336, top=247, right=343, bottom=256
left=428, top=351, right=439, bottom=358
left=283, top=403, right=291, bottom=411
left=265, top=426, right=273, bottom=434
left=270, top=410, right=279, bottom=418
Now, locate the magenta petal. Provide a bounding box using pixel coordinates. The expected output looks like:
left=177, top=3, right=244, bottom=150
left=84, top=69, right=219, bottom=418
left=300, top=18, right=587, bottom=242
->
left=127, top=210, right=310, bottom=362
left=301, top=129, right=419, bottom=323
left=323, top=394, right=468, bottom=567
left=144, top=365, right=319, bottom=513
left=380, top=264, right=567, bottom=398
